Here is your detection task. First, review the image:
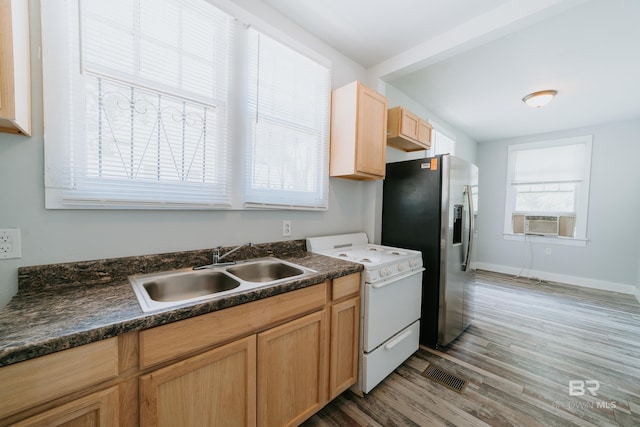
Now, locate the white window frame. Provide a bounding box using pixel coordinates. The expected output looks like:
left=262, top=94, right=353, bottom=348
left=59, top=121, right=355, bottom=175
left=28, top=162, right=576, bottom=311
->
left=41, top=0, right=331, bottom=211
left=427, top=125, right=456, bottom=157
left=243, top=29, right=330, bottom=210
left=503, top=135, right=593, bottom=246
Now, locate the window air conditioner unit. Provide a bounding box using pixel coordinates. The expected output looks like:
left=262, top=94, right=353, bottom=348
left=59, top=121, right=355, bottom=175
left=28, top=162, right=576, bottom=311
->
left=524, top=215, right=559, bottom=236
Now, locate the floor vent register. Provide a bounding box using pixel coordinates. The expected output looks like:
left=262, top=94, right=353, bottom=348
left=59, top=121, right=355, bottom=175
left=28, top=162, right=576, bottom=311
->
left=422, top=364, right=468, bottom=394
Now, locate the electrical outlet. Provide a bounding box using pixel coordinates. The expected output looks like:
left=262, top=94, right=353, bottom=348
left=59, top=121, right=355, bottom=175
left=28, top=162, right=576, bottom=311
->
left=0, top=228, right=22, bottom=259
left=545, top=247, right=552, bottom=255
left=282, top=220, right=292, bottom=237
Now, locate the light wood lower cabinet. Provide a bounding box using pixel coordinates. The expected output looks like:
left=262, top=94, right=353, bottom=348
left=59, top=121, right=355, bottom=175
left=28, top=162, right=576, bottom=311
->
left=140, top=307, right=334, bottom=427
left=11, top=386, right=120, bottom=427
left=139, top=335, right=256, bottom=427
left=329, top=297, right=360, bottom=399
left=0, top=274, right=361, bottom=427
left=257, top=310, right=328, bottom=427
left=0, top=337, right=120, bottom=425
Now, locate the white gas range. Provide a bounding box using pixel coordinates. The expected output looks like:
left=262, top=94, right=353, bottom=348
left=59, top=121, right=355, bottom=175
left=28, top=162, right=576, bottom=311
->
left=307, top=232, right=424, bottom=394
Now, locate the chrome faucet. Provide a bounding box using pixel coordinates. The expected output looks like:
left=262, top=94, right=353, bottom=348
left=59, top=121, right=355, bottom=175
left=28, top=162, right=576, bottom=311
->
left=194, top=242, right=253, bottom=270
left=212, top=242, right=253, bottom=264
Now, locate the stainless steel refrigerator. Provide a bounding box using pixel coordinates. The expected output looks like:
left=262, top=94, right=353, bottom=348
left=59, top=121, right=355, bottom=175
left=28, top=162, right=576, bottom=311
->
left=381, top=154, right=478, bottom=348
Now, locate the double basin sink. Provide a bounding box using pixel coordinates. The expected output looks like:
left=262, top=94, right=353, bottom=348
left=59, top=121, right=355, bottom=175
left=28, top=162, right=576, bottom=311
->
left=129, top=258, right=316, bottom=312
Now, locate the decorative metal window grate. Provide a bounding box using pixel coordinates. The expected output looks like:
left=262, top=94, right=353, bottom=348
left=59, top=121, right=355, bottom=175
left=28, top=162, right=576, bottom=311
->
left=84, top=75, right=222, bottom=186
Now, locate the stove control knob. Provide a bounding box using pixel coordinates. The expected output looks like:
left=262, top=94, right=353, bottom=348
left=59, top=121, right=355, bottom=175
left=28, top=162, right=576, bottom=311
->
left=410, top=258, right=420, bottom=268
left=380, top=267, right=390, bottom=277
left=398, top=263, right=406, bottom=271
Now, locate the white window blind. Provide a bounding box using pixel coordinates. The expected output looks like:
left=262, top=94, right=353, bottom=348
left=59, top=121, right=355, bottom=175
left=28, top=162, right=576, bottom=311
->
left=245, top=30, right=331, bottom=210
left=504, top=136, right=593, bottom=240
left=513, top=144, right=586, bottom=184
left=43, top=0, right=234, bottom=208
left=511, top=143, right=587, bottom=213
left=428, top=128, right=456, bottom=156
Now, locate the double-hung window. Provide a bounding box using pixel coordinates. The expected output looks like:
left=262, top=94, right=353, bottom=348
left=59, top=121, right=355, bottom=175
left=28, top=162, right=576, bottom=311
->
left=42, top=0, right=331, bottom=210
left=503, top=135, right=593, bottom=244
left=427, top=127, right=456, bottom=157
left=245, top=30, right=330, bottom=209
left=43, top=0, right=234, bottom=208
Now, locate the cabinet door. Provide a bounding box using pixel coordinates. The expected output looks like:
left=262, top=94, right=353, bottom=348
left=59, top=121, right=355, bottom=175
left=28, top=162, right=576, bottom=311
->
left=257, top=310, right=328, bottom=427
left=355, top=84, right=387, bottom=177
left=12, top=386, right=119, bottom=427
left=140, top=335, right=256, bottom=427
left=0, top=338, right=119, bottom=421
left=0, top=0, right=31, bottom=135
left=329, top=297, right=360, bottom=399
left=417, top=120, right=432, bottom=148
left=400, top=109, right=420, bottom=141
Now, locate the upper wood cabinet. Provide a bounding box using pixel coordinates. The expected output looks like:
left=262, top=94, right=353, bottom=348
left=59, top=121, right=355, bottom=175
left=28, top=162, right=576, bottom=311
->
left=330, top=81, right=387, bottom=180
left=387, top=106, right=431, bottom=152
left=0, top=0, right=31, bottom=136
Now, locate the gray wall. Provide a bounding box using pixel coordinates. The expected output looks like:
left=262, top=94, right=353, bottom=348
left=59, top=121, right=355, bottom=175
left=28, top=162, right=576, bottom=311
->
left=0, top=0, right=373, bottom=308
left=476, top=119, right=640, bottom=294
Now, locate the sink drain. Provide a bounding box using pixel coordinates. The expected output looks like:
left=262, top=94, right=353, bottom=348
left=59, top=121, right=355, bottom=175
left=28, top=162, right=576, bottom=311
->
left=422, top=364, right=468, bottom=394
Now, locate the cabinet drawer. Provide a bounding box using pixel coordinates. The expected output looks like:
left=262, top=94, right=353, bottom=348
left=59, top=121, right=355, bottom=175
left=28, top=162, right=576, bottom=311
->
left=331, top=273, right=360, bottom=301
left=11, top=386, right=120, bottom=427
left=0, top=337, right=119, bottom=419
left=139, top=283, right=327, bottom=369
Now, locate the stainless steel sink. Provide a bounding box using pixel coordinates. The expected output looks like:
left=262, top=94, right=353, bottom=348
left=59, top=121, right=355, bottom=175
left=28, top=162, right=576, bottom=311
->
left=129, top=258, right=316, bottom=312
left=143, top=271, right=240, bottom=302
left=225, top=260, right=305, bottom=282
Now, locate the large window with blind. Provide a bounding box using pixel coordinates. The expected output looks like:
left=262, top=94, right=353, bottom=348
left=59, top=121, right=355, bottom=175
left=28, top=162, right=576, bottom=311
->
left=427, top=127, right=456, bottom=157
left=503, top=135, right=593, bottom=244
left=42, top=0, right=331, bottom=210
left=244, top=30, right=330, bottom=209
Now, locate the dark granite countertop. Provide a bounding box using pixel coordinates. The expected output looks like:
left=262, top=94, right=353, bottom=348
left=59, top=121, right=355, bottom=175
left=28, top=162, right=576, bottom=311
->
left=0, top=241, right=363, bottom=368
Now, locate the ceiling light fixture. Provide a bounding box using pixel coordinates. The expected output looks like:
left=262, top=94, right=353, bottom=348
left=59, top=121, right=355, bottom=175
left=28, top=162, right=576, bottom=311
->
left=522, top=90, right=557, bottom=109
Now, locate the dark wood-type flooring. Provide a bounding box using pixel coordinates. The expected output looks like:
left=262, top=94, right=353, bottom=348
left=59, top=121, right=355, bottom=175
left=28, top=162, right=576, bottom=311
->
left=303, top=271, right=640, bottom=426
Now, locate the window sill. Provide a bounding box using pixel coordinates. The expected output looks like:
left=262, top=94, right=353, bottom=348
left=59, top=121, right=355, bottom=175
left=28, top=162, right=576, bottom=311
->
left=503, top=234, right=588, bottom=247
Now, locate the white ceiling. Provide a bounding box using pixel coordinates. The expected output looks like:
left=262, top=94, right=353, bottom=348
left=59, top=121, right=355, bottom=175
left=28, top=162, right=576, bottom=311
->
left=262, top=0, right=640, bottom=142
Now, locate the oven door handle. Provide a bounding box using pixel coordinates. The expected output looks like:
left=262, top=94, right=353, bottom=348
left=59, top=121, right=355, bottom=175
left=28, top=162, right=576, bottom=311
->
left=371, top=268, right=425, bottom=289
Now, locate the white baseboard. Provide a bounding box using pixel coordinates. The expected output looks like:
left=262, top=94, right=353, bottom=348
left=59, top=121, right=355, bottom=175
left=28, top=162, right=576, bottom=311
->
left=476, top=262, right=638, bottom=297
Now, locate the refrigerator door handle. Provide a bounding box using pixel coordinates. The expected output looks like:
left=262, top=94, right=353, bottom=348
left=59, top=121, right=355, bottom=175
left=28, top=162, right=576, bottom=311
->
left=462, top=184, right=474, bottom=271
